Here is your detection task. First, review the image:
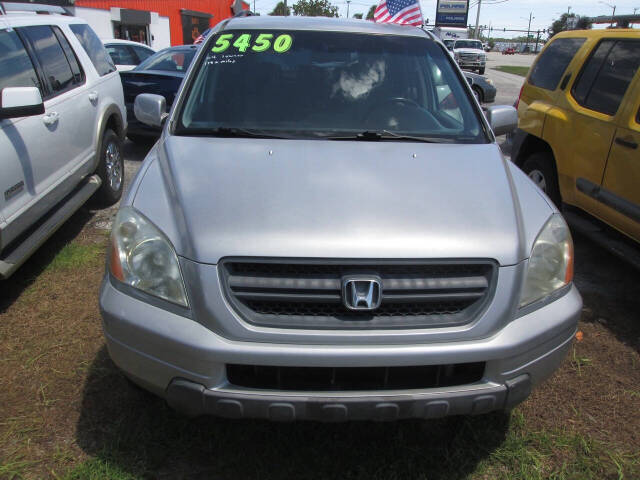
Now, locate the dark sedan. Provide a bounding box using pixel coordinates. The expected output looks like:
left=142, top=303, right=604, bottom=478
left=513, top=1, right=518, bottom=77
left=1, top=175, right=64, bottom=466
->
left=465, top=71, right=496, bottom=104
left=120, top=45, right=198, bottom=143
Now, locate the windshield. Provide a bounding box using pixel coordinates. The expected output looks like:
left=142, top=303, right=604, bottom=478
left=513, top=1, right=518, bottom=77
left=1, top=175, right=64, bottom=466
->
left=454, top=40, right=483, bottom=50
left=177, top=30, right=486, bottom=142
left=136, top=48, right=196, bottom=72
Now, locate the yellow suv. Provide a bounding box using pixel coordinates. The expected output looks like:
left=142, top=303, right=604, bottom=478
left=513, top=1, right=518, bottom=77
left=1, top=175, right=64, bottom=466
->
left=511, top=29, right=640, bottom=244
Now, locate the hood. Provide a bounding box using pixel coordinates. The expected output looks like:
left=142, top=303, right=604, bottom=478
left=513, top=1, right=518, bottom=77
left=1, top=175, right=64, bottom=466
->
left=132, top=137, right=529, bottom=266
left=454, top=48, right=485, bottom=55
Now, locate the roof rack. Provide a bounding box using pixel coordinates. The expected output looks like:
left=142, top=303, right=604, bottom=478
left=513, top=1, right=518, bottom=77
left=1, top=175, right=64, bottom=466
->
left=0, top=2, right=72, bottom=15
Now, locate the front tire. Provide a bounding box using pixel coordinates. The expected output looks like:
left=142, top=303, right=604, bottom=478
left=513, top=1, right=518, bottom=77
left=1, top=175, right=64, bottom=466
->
left=478, top=67, right=485, bottom=75
left=522, top=152, right=561, bottom=207
left=95, top=129, right=124, bottom=206
left=472, top=86, right=484, bottom=104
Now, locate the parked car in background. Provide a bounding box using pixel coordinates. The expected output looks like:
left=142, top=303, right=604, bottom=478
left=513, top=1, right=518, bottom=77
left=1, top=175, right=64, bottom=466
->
left=0, top=4, right=126, bottom=279
left=511, top=29, right=640, bottom=250
left=502, top=47, right=516, bottom=55
left=465, top=71, right=496, bottom=103
left=452, top=39, right=486, bottom=74
left=104, top=39, right=155, bottom=71
left=120, top=44, right=198, bottom=143
left=100, top=16, right=582, bottom=422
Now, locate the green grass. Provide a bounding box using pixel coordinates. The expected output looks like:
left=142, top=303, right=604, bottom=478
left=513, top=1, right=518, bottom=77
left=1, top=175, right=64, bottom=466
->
left=62, top=457, right=138, bottom=480
left=59, top=408, right=639, bottom=480
left=493, top=65, right=530, bottom=77
left=45, top=242, right=104, bottom=272
left=475, top=412, right=639, bottom=479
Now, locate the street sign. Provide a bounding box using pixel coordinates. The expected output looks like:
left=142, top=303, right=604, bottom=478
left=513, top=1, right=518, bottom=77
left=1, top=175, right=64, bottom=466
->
left=435, top=0, right=469, bottom=27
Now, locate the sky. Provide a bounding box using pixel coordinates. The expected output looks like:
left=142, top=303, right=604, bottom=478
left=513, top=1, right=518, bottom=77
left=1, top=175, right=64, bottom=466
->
left=248, top=0, right=639, bottom=38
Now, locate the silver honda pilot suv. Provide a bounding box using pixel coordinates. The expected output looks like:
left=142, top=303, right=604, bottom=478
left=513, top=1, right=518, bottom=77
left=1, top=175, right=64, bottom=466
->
left=100, top=16, right=581, bottom=421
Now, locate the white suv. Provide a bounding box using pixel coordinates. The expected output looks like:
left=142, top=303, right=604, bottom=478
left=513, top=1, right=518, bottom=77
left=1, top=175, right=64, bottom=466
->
left=0, top=3, right=126, bottom=279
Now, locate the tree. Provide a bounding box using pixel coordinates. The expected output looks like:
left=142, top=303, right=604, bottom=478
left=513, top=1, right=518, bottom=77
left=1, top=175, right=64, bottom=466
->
left=548, top=13, right=592, bottom=38
left=366, top=5, right=376, bottom=20
left=353, top=12, right=363, bottom=19
left=269, top=1, right=291, bottom=16
left=292, top=0, right=338, bottom=17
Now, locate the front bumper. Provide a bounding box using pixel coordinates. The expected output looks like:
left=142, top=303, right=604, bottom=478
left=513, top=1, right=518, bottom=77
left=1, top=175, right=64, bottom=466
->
left=100, top=277, right=581, bottom=421
left=486, top=85, right=497, bottom=103
left=458, top=61, right=486, bottom=69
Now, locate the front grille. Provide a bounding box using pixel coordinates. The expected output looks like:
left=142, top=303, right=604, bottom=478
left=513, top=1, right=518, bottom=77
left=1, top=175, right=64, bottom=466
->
left=227, top=363, right=486, bottom=391
left=459, top=53, right=480, bottom=61
left=219, top=259, right=496, bottom=329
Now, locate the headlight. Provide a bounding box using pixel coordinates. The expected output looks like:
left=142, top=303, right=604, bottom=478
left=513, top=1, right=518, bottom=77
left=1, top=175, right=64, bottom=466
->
left=486, top=78, right=494, bottom=86
left=109, top=206, right=189, bottom=307
left=519, top=214, right=574, bottom=307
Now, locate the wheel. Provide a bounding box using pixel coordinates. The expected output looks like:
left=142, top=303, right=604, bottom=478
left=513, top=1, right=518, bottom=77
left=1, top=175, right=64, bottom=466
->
left=522, top=152, right=561, bottom=207
left=478, top=67, right=485, bottom=75
left=472, top=86, right=484, bottom=104
left=94, top=129, right=124, bottom=206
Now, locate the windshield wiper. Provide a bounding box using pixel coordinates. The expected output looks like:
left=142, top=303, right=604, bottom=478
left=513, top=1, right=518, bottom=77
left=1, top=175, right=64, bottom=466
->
left=177, top=127, right=294, bottom=139
left=326, top=130, right=452, bottom=143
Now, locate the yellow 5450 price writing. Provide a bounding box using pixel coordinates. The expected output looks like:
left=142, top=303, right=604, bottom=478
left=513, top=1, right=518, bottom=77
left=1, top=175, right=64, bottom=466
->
left=212, top=33, right=293, bottom=54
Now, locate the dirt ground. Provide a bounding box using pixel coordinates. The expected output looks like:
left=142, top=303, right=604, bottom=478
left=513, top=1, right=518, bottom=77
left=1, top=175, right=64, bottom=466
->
left=0, top=141, right=639, bottom=478
left=1, top=204, right=638, bottom=479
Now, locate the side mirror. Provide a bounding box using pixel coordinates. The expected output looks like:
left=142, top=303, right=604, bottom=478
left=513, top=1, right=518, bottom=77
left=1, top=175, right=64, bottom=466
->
left=0, top=87, right=44, bottom=119
left=485, top=105, right=518, bottom=137
left=466, top=76, right=474, bottom=85
left=134, top=93, right=167, bottom=128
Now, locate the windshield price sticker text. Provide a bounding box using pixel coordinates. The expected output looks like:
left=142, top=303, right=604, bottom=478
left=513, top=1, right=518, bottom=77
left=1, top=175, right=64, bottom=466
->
left=211, top=33, right=293, bottom=54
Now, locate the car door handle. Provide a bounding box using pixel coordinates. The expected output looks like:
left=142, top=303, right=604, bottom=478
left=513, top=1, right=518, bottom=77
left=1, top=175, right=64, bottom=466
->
left=615, top=137, right=638, bottom=150
left=88, top=91, right=99, bottom=103
left=42, top=111, right=60, bottom=126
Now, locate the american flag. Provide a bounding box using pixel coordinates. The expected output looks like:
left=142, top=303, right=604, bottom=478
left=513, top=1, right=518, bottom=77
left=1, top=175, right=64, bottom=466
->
left=374, top=0, right=423, bottom=26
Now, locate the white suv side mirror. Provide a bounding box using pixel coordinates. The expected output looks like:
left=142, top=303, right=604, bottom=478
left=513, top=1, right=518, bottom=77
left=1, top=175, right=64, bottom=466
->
left=485, top=105, right=518, bottom=137
left=0, top=87, right=44, bottom=119
left=134, top=93, right=168, bottom=128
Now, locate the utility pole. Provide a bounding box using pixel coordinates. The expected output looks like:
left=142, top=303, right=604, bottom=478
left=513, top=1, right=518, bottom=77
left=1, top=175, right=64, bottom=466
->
left=599, top=2, right=616, bottom=26
left=346, top=0, right=351, bottom=18
left=526, top=12, right=533, bottom=51
left=567, top=6, right=571, bottom=14
left=474, top=0, right=482, bottom=39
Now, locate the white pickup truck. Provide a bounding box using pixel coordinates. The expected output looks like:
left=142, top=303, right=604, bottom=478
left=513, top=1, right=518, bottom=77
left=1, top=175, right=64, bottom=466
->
left=452, top=39, right=487, bottom=74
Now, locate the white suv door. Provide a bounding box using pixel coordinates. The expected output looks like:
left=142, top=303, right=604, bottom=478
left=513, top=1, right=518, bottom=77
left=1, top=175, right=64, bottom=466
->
left=21, top=25, right=98, bottom=183
left=0, top=27, right=48, bottom=244
left=0, top=25, right=92, bottom=246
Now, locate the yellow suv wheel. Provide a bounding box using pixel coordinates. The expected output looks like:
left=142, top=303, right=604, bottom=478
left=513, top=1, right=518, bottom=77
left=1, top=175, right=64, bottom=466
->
left=522, top=152, right=561, bottom=208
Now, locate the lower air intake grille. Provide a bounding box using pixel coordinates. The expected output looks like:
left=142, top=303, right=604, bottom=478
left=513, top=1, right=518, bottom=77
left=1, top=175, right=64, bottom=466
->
left=226, top=363, right=486, bottom=391
left=219, top=259, right=497, bottom=329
